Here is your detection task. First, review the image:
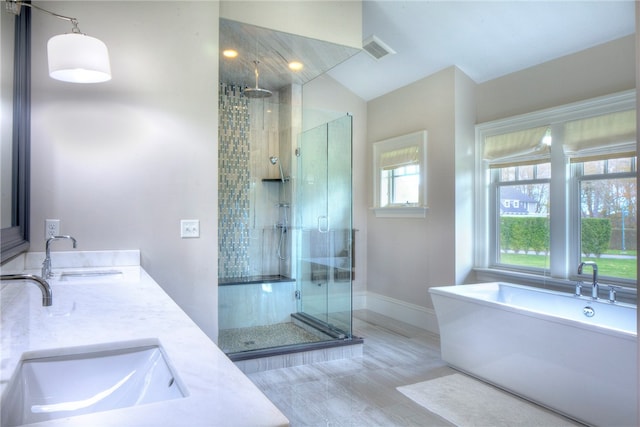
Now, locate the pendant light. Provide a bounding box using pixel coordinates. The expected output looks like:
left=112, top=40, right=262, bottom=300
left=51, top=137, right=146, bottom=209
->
left=47, top=31, right=111, bottom=83
left=7, top=1, right=111, bottom=83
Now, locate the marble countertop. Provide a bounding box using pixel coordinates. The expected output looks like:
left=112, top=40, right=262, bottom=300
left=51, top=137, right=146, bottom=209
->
left=1, top=251, right=289, bottom=427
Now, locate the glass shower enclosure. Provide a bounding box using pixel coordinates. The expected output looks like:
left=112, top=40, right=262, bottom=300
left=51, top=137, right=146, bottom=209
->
left=294, top=115, right=353, bottom=339
left=218, top=105, right=355, bottom=358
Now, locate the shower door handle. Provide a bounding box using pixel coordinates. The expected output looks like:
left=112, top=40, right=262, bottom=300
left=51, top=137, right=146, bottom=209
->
left=318, top=216, right=329, bottom=233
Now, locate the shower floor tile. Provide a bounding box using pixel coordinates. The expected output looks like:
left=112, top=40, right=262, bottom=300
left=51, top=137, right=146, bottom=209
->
left=219, top=322, right=326, bottom=354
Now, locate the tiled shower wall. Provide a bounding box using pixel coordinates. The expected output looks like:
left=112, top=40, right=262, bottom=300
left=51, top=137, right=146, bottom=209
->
left=218, top=83, right=285, bottom=279
left=218, top=83, right=251, bottom=278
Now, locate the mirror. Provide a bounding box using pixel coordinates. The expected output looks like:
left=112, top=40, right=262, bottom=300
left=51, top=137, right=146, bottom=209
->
left=1, top=7, right=30, bottom=263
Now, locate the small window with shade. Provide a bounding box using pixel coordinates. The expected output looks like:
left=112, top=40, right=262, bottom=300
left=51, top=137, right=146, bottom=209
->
left=372, top=130, right=427, bottom=218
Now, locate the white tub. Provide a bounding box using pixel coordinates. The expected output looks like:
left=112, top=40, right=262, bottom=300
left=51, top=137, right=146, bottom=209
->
left=430, top=282, right=637, bottom=427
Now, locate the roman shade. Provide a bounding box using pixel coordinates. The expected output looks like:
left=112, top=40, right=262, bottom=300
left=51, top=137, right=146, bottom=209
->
left=380, top=145, right=420, bottom=170
left=563, top=109, right=636, bottom=162
left=483, top=125, right=550, bottom=168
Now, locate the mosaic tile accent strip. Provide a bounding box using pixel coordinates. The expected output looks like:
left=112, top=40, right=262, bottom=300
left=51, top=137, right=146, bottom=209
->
left=219, top=83, right=251, bottom=277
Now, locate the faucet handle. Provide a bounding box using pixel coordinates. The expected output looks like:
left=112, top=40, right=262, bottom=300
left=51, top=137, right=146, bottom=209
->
left=608, top=285, right=620, bottom=303
left=574, top=281, right=583, bottom=297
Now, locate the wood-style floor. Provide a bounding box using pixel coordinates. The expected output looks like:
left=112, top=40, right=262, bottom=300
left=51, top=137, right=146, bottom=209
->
left=246, top=310, right=582, bottom=427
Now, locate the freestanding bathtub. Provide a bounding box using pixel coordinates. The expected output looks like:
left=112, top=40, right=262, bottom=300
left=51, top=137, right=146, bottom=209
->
left=429, top=282, right=637, bottom=427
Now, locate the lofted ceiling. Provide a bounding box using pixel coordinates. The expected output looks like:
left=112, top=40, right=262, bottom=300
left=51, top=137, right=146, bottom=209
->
left=220, top=1, right=635, bottom=101
left=327, top=0, right=636, bottom=101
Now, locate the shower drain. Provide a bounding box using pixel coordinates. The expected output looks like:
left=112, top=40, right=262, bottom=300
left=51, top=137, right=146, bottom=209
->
left=244, top=340, right=255, bottom=346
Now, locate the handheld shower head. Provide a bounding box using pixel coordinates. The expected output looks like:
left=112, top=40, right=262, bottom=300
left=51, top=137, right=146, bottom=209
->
left=269, top=156, right=287, bottom=182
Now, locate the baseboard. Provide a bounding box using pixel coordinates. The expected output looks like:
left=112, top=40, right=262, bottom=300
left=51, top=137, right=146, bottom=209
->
left=363, top=291, right=439, bottom=335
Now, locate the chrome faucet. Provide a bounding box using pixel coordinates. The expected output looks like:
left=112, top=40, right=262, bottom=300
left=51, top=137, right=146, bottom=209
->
left=42, top=235, right=77, bottom=279
left=1, top=274, right=52, bottom=306
left=578, top=261, right=598, bottom=299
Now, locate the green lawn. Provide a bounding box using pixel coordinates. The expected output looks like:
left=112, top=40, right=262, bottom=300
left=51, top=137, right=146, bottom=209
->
left=499, top=253, right=637, bottom=280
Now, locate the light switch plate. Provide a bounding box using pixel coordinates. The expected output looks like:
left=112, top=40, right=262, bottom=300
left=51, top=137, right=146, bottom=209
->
left=180, top=220, right=199, bottom=238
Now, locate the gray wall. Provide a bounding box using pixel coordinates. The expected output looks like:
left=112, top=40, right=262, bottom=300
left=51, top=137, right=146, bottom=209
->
left=367, top=67, right=466, bottom=309
left=29, top=1, right=220, bottom=339
left=476, top=35, right=635, bottom=123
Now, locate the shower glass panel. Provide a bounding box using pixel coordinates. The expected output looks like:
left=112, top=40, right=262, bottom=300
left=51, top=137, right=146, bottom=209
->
left=297, top=115, right=353, bottom=338
left=218, top=86, right=355, bottom=356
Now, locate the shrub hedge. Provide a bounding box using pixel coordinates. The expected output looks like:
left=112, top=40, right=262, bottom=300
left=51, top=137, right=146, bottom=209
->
left=500, top=216, right=613, bottom=257
left=581, top=217, right=611, bottom=258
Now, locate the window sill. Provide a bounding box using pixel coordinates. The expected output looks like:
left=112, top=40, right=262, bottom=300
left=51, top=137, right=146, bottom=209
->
left=371, top=206, right=428, bottom=218
left=473, top=267, right=637, bottom=304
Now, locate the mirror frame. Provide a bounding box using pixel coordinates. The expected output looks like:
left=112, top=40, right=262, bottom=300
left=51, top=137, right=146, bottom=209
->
left=1, top=7, right=30, bottom=263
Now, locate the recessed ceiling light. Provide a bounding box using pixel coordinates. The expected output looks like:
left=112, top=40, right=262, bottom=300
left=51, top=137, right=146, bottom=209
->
left=223, top=49, right=238, bottom=58
left=288, top=61, right=304, bottom=71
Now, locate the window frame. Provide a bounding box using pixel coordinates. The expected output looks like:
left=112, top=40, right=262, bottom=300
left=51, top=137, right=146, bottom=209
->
left=574, top=160, right=636, bottom=266
left=475, top=90, right=636, bottom=289
left=372, top=130, right=428, bottom=218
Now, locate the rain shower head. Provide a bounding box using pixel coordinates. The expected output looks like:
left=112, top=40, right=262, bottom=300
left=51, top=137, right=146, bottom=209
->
left=244, top=60, right=272, bottom=99
left=244, top=87, right=272, bottom=99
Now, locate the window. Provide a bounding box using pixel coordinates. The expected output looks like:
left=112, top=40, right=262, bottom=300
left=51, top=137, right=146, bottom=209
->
left=495, top=162, right=550, bottom=270
left=373, top=130, right=427, bottom=217
left=381, top=164, right=420, bottom=206
left=476, top=90, right=637, bottom=287
left=577, top=157, right=636, bottom=280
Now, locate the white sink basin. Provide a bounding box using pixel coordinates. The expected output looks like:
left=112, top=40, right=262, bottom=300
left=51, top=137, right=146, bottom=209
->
left=2, top=341, right=186, bottom=426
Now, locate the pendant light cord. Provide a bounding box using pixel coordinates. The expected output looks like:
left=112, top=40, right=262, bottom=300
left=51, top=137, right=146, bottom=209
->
left=7, top=1, right=83, bottom=34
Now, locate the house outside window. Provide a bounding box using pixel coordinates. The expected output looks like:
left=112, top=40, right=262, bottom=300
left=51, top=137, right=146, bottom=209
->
left=476, top=90, right=637, bottom=287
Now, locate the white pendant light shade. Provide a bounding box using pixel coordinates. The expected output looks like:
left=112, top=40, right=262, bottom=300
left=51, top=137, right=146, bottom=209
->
left=47, top=33, right=111, bottom=83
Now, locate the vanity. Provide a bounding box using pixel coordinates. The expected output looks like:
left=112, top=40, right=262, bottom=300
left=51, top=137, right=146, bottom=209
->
left=0, top=250, right=289, bottom=426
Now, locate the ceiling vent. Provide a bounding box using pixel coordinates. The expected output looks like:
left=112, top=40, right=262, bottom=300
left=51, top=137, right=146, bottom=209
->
left=362, top=35, right=396, bottom=60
